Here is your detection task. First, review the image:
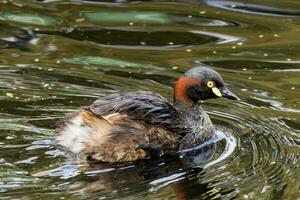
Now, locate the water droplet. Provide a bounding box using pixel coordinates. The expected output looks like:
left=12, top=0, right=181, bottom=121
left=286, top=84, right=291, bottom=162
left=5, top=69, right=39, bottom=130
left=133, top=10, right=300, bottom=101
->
left=75, top=18, right=85, bottom=22
left=6, top=93, right=14, bottom=97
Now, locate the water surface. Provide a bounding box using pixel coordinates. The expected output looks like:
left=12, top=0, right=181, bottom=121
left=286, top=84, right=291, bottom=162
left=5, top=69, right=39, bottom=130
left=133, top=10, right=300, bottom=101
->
left=0, top=0, right=299, bottom=199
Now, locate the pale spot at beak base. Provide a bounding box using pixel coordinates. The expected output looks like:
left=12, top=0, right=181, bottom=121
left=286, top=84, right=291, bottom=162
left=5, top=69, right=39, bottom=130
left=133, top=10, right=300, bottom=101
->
left=212, top=87, right=222, bottom=97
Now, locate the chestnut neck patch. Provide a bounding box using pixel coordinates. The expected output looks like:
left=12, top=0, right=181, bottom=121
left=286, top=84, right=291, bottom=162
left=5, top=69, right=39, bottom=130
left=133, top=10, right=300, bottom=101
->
left=174, top=76, right=201, bottom=103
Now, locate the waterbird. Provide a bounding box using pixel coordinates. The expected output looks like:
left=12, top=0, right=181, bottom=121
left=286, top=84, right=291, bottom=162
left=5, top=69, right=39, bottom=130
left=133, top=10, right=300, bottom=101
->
left=56, top=66, right=239, bottom=162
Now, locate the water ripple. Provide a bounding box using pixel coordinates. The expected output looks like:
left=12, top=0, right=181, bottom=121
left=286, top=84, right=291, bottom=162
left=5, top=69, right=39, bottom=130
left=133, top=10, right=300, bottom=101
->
left=0, top=0, right=299, bottom=199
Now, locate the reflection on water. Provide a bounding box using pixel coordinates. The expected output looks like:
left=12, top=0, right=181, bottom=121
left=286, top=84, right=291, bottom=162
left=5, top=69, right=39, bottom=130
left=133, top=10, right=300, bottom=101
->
left=204, top=0, right=300, bottom=17
left=0, top=0, right=299, bottom=199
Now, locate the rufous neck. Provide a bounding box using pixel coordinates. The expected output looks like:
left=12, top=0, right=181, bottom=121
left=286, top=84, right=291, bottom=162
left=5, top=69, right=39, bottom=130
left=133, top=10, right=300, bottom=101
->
left=173, top=76, right=199, bottom=105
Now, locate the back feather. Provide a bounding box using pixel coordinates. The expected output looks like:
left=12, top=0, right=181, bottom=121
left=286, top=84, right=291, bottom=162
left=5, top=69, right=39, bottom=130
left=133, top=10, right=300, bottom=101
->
left=87, top=91, right=182, bottom=133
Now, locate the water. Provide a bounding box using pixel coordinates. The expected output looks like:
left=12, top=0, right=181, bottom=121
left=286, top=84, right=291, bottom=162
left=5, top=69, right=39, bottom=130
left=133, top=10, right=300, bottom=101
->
left=0, top=0, right=299, bottom=199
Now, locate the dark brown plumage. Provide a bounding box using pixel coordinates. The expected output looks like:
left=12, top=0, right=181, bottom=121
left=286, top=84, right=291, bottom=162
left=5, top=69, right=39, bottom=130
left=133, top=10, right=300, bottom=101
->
left=55, top=66, right=239, bottom=162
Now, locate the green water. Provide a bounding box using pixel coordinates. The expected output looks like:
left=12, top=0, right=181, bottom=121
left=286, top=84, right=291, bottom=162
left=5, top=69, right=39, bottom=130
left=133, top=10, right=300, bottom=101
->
left=0, top=0, right=299, bottom=199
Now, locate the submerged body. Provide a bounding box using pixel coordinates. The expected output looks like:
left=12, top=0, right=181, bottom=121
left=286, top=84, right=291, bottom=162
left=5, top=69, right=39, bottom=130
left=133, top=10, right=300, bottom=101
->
left=56, top=66, right=238, bottom=162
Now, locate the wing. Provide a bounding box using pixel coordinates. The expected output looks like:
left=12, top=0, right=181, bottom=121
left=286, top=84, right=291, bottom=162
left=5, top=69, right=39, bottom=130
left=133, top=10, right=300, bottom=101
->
left=87, top=91, right=180, bottom=132
left=56, top=92, right=183, bottom=162
left=56, top=109, right=181, bottom=162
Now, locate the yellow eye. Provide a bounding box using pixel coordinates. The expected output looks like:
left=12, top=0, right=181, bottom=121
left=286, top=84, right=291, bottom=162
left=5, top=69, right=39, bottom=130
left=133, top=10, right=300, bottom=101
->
left=207, top=81, right=214, bottom=88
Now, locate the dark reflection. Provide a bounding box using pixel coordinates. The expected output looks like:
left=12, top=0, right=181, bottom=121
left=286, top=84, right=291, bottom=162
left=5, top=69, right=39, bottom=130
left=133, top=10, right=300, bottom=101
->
left=171, top=169, right=235, bottom=200
left=204, top=0, right=300, bottom=17
left=38, top=28, right=218, bottom=47
left=73, top=142, right=219, bottom=199
left=0, top=24, right=37, bottom=50
left=279, top=118, right=300, bottom=134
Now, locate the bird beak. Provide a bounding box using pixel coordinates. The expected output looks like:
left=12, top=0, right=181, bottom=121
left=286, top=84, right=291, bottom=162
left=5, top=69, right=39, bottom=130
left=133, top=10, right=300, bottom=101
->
left=212, top=87, right=222, bottom=97
left=220, top=86, right=239, bottom=100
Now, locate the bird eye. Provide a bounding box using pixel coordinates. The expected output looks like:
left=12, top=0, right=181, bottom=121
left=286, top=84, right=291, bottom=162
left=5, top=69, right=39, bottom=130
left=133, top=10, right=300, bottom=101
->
left=207, top=81, right=214, bottom=88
